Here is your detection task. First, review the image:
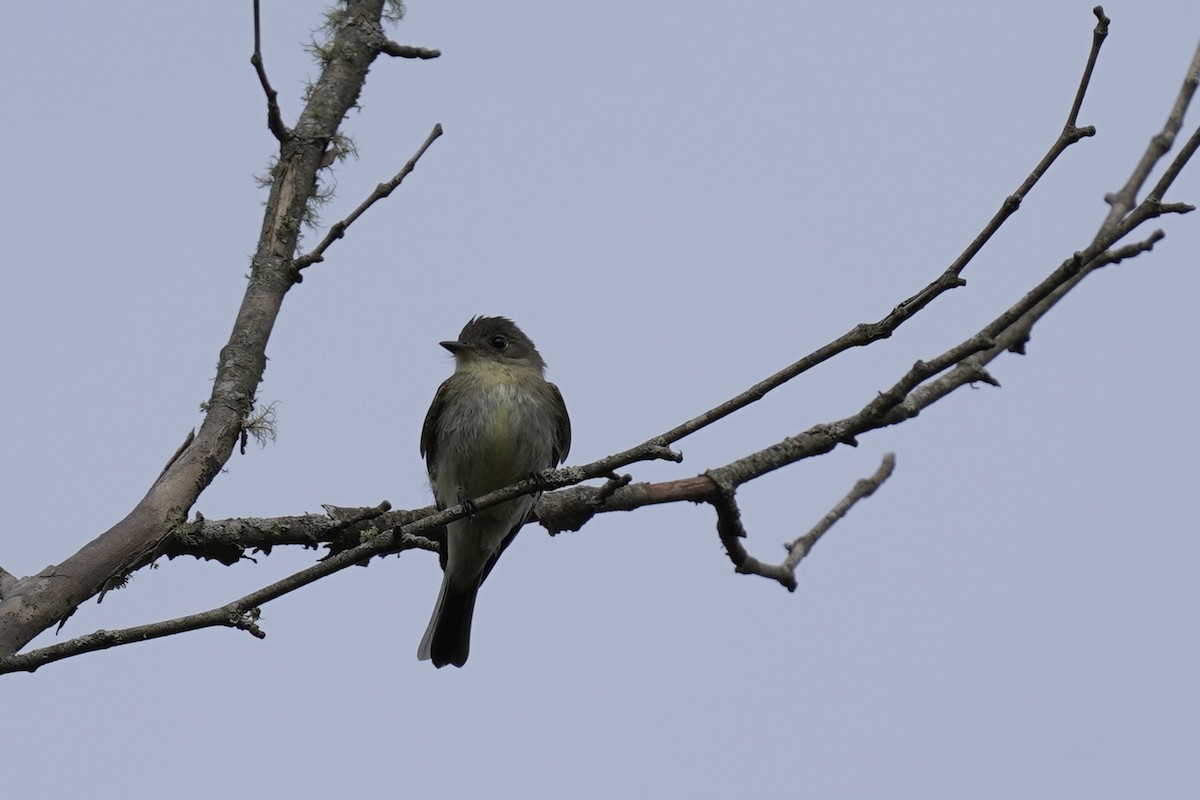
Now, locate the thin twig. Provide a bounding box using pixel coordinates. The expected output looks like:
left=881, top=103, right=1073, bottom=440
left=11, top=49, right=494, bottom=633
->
left=250, top=0, right=290, bottom=142
left=1065, top=7, right=1109, bottom=129
left=1147, top=124, right=1200, bottom=204
left=1091, top=229, right=1166, bottom=268
left=294, top=123, right=444, bottom=269
left=711, top=453, right=897, bottom=591
left=780, top=453, right=896, bottom=575
left=648, top=17, right=1108, bottom=451
left=0, top=611, right=263, bottom=675
left=986, top=114, right=1200, bottom=364
left=698, top=195, right=1189, bottom=509
left=1101, top=35, right=1200, bottom=230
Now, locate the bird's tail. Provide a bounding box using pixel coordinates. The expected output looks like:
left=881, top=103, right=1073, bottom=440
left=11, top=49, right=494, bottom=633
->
left=417, top=575, right=478, bottom=668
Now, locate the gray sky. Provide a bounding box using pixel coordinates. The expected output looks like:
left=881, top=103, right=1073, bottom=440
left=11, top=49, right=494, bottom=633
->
left=3, top=2, right=1197, bottom=798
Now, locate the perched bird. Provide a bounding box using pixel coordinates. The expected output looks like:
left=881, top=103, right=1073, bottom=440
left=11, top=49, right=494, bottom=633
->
left=417, top=316, right=571, bottom=668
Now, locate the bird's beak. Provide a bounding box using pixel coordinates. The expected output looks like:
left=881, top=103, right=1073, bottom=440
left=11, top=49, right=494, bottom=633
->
left=440, top=340, right=472, bottom=356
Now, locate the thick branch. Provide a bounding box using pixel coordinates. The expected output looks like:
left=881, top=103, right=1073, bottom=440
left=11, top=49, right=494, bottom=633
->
left=0, top=0, right=398, bottom=658
left=159, top=502, right=428, bottom=564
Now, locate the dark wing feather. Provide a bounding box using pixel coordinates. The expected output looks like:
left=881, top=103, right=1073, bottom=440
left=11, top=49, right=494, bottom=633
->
left=548, top=381, right=571, bottom=465
left=420, top=379, right=451, bottom=483
left=421, top=380, right=453, bottom=572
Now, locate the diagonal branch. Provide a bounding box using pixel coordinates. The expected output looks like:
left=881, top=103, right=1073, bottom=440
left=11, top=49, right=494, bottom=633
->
left=294, top=123, right=444, bottom=269
left=0, top=0, right=399, bottom=659
left=779, top=453, right=897, bottom=576
left=1147, top=124, right=1200, bottom=205
left=649, top=12, right=1111, bottom=452
left=1065, top=6, right=1109, bottom=130
left=0, top=531, right=439, bottom=674
left=1101, top=33, right=1200, bottom=230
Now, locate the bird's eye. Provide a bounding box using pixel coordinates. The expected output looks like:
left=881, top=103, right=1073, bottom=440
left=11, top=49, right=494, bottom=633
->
left=490, top=335, right=508, bottom=351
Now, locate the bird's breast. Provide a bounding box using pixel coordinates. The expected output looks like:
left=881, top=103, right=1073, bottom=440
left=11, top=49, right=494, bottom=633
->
left=437, top=368, right=557, bottom=499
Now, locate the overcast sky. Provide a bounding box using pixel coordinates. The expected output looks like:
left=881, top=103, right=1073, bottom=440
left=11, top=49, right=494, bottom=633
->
left=2, top=2, right=1197, bottom=798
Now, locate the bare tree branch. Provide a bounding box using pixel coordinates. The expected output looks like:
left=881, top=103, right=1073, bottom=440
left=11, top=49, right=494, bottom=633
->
left=0, top=175, right=1179, bottom=667
left=0, top=0, right=413, bottom=658
left=1102, top=34, right=1200, bottom=230
left=649, top=9, right=1113, bottom=452
left=2, top=6, right=1197, bottom=673
left=0, top=443, right=684, bottom=672
left=0, top=530, right=440, bottom=675
left=29, top=6, right=1188, bottom=655
left=1091, top=229, right=1167, bottom=268
left=160, top=502, right=403, bottom=565
left=779, top=453, right=897, bottom=573
left=295, top=123, right=445, bottom=270
left=710, top=453, right=897, bottom=591
left=174, top=173, right=1184, bottom=574
left=250, top=0, right=290, bottom=142
left=8, top=131, right=1185, bottom=668
left=1065, top=6, right=1109, bottom=130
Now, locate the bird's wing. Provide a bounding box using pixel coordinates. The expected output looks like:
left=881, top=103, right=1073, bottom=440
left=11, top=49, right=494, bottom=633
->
left=420, top=379, right=451, bottom=483
left=548, top=381, right=571, bottom=465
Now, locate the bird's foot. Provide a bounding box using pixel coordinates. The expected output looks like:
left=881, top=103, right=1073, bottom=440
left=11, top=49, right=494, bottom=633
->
left=455, top=488, right=478, bottom=519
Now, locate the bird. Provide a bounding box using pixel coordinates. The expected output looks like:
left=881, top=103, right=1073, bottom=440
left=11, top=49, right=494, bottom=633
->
left=417, top=316, right=571, bottom=667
